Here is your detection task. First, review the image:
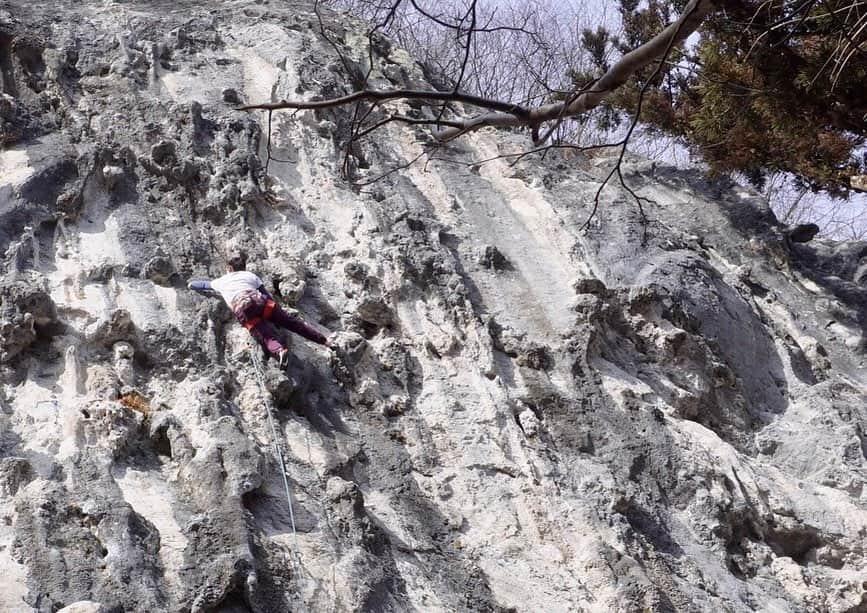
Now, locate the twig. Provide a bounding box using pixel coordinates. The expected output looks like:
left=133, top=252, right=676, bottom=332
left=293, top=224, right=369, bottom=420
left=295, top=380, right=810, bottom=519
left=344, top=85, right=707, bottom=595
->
left=582, top=0, right=703, bottom=235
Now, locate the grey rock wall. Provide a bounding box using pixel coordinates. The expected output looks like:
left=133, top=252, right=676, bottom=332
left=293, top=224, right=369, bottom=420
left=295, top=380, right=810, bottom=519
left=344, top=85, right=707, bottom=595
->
left=1, top=1, right=865, bottom=612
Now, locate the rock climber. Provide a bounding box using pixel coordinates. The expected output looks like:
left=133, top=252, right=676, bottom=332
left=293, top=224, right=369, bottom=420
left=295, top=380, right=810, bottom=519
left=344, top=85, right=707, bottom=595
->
left=187, top=251, right=330, bottom=368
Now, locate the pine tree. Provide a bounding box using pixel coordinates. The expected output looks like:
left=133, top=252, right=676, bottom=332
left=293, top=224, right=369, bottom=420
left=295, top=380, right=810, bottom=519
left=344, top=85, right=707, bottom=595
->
left=585, top=0, right=867, bottom=195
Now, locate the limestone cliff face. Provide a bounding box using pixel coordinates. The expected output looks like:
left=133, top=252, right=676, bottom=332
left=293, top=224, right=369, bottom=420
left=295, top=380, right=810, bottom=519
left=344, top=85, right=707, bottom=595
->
left=1, top=2, right=866, bottom=612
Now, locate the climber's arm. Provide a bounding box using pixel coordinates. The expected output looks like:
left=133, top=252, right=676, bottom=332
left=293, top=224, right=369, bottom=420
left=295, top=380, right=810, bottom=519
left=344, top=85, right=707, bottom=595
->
left=187, top=279, right=220, bottom=298
left=257, top=284, right=275, bottom=301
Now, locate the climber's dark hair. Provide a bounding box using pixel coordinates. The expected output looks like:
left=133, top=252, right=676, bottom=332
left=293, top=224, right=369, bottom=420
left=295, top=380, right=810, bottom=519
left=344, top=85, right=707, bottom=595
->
left=227, top=250, right=247, bottom=271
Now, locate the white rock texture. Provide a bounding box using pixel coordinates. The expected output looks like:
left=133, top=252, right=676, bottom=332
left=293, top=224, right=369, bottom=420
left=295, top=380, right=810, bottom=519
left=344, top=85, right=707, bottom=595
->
left=0, top=1, right=865, bottom=612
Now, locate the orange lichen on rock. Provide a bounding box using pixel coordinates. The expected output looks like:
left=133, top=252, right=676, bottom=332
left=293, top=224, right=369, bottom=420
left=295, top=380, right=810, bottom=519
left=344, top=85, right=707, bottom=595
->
left=119, top=390, right=151, bottom=416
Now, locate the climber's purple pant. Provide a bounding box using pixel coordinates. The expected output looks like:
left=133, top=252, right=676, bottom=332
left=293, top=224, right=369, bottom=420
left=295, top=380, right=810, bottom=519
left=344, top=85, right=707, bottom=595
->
left=232, top=290, right=327, bottom=357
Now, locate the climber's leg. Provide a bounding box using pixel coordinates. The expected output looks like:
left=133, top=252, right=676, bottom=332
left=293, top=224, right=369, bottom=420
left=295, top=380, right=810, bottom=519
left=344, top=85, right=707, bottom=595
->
left=247, top=320, right=286, bottom=358
left=269, top=304, right=328, bottom=345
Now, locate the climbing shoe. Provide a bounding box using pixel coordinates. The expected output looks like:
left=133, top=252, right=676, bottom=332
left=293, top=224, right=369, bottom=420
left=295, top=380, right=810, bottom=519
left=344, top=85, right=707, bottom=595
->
left=278, top=349, right=291, bottom=370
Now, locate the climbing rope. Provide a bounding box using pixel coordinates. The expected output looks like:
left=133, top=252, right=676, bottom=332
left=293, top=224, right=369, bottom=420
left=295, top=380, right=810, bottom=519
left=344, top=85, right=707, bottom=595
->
left=249, top=348, right=308, bottom=612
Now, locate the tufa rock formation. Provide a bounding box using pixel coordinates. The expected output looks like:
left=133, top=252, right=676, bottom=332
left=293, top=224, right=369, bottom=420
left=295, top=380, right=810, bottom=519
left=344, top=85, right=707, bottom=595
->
left=0, top=1, right=865, bottom=611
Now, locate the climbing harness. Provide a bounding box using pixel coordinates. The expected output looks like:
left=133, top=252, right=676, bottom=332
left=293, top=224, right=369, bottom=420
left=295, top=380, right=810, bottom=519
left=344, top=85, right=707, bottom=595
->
left=242, top=299, right=277, bottom=331
left=232, top=289, right=278, bottom=331
left=249, top=348, right=307, bottom=612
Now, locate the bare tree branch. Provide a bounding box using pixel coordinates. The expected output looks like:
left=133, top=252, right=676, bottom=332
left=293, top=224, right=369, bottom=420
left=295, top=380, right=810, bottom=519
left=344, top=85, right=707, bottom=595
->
left=239, top=87, right=530, bottom=117
left=242, top=0, right=716, bottom=144
left=435, top=0, right=714, bottom=141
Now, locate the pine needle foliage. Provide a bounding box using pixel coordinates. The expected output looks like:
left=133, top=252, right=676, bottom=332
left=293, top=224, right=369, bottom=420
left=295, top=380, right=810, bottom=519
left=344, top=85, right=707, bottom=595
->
left=584, top=0, right=867, bottom=195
